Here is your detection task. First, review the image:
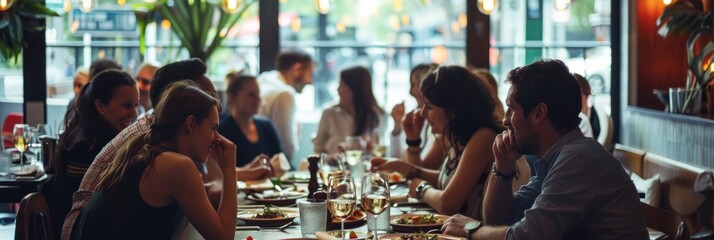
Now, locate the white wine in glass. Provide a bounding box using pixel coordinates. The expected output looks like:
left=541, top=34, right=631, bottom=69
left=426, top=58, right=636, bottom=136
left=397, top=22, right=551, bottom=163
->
left=13, top=124, right=30, bottom=172
left=327, top=176, right=356, bottom=240
left=361, top=172, right=390, bottom=240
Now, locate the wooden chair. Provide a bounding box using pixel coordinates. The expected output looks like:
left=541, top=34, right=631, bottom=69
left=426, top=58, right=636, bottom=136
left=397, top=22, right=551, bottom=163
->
left=642, top=202, right=690, bottom=240
left=595, top=106, right=613, bottom=151
left=613, top=144, right=646, bottom=176
left=15, top=192, right=53, bottom=240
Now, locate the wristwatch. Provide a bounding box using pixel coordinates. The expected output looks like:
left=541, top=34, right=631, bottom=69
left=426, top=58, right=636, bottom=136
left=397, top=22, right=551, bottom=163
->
left=464, top=221, right=482, bottom=239
left=414, top=181, right=432, bottom=199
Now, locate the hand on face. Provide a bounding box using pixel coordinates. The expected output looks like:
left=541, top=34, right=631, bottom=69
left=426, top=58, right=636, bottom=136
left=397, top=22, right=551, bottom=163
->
left=211, top=133, right=237, bottom=170
left=402, top=110, right=426, bottom=140
left=492, top=129, right=522, bottom=172
left=391, top=102, right=405, bottom=127
left=441, top=214, right=474, bottom=238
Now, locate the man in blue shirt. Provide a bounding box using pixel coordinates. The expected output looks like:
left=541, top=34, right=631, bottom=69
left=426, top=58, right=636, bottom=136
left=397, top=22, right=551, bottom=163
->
left=442, top=59, right=648, bottom=239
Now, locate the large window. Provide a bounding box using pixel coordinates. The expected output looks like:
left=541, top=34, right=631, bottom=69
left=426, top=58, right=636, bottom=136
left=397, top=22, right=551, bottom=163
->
left=491, top=0, right=612, bottom=114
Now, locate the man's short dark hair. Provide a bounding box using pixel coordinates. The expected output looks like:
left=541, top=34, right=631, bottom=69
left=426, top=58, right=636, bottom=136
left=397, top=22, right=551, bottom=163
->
left=505, top=59, right=581, bottom=134
left=88, top=59, right=121, bottom=80
left=275, top=50, right=313, bottom=72
left=150, top=58, right=207, bottom=108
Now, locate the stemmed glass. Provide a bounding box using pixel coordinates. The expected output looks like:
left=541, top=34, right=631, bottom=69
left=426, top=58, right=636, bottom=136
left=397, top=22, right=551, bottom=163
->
left=327, top=176, right=356, bottom=240
left=361, top=172, right=390, bottom=240
left=343, top=136, right=365, bottom=166
left=12, top=124, right=30, bottom=172
left=319, top=153, right=346, bottom=188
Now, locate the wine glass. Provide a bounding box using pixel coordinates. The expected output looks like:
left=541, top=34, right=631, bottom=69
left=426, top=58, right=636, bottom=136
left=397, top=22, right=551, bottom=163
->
left=13, top=124, right=30, bottom=172
left=327, top=176, right=356, bottom=240
left=361, top=172, right=390, bottom=240
left=343, top=136, right=365, bottom=166
left=369, top=130, right=387, bottom=158
left=319, top=153, right=346, bottom=188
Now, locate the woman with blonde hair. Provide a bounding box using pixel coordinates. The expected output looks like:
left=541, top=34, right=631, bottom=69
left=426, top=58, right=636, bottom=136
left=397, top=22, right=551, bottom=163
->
left=72, top=81, right=237, bottom=239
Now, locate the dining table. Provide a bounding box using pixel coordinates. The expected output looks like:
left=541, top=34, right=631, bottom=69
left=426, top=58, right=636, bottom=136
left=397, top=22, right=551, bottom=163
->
left=178, top=173, right=435, bottom=240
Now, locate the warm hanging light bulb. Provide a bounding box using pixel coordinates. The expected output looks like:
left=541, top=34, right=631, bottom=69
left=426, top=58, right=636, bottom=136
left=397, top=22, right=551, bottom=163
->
left=221, top=0, right=242, bottom=14
left=63, top=0, right=71, bottom=12
left=79, top=0, right=96, bottom=13
left=553, top=0, right=570, bottom=11
left=316, top=0, right=331, bottom=14
left=0, top=0, right=13, bottom=11
left=477, top=0, right=497, bottom=15
left=663, top=0, right=672, bottom=5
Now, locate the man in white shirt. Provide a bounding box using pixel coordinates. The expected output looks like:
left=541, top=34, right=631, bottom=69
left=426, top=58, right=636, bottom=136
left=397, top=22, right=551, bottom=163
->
left=257, top=50, right=314, bottom=166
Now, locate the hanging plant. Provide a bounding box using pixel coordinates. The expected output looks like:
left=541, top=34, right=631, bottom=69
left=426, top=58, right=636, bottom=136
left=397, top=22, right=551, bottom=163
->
left=0, top=0, right=59, bottom=62
left=153, top=0, right=256, bottom=63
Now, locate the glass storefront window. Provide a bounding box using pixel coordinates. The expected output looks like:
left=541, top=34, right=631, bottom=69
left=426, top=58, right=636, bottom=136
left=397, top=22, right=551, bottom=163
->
left=491, top=0, right=612, bottom=114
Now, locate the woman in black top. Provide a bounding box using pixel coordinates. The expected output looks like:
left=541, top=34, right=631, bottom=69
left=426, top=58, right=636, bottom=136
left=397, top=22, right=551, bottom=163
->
left=46, top=69, right=138, bottom=238
left=73, top=81, right=238, bottom=239
left=218, top=73, right=282, bottom=167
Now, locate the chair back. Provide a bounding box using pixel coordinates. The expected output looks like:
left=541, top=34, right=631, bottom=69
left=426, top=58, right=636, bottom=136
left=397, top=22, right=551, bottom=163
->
left=641, top=202, right=689, bottom=240
left=15, top=192, right=54, bottom=240
left=595, top=106, right=613, bottom=150
left=2, top=112, right=23, bottom=149
left=613, top=144, right=646, bottom=176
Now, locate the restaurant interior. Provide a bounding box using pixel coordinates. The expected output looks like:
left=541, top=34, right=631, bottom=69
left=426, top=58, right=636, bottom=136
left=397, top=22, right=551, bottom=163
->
left=1, top=0, right=714, bottom=239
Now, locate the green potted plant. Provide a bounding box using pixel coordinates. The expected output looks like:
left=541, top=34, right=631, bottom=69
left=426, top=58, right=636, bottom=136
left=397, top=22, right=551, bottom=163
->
left=657, top=0, right=714, bottom=114
left=139, top=0, right=256, bottom=63
left=0, top=0, right=59, bottom=62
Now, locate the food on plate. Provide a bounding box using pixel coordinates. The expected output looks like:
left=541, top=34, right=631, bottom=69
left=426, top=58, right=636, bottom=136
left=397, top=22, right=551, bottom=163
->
left=389, top=172, right=406, bottom=183
left=395, top=214, right=443, bottom=225
left=397, top=232, right=439, bottom=240
left=328, top=230, right=361, bottom=239
left=252, top=207, right=287, bottom=219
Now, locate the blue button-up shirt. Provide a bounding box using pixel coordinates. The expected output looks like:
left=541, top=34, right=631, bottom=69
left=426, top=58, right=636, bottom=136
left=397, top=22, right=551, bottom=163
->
left=505, top=130, right=648, bottom=239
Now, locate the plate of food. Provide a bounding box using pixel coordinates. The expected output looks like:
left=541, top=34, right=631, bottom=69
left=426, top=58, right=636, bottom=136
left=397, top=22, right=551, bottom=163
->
left=390, top=214, right=448, bottom=233
left=331, top=209, right=367, bottom=228
left=236, top=207, right=298, bottom=227
left=388, top=172, right=407, bottom=184
left=281, top=171, right=312, bottom=184
left=315, top=230, right=371, bottom=240
left=379, top=233, right=466, bottom=240
left=246, top=190, right=307, bottom=206
left=239, top=179, right=295, bottom=192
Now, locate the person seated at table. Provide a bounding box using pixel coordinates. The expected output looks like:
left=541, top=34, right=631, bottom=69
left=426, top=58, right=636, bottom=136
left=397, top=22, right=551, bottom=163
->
left=573, top=73, right=594, bottom=138
left=46, top=69, right=138, bottom=239
left=313, top=66, right=387, bottom=156
left=218, top=72, right=282, bottom=167
left=471, top=68, right=531, bottom=191
left=65, top=59, right=122, bottom=125
left=372, top=66, right=500, bottom=220
left=135, top=62, right=159, bottom=114
left=440, top=59, right=647, bottom=239
left=61, top=59, right=270, bottom=240
left=72, top=82, right=237, bottom=240
left=389, top=63, right=444, bottom=169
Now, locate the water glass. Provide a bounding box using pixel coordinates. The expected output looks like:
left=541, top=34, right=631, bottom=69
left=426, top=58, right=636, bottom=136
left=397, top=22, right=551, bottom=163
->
left=0, top=151, right=10, bottom=177
left=298, top=199, right=327, bottom=237
left=367, top=206, right=391, bottom=233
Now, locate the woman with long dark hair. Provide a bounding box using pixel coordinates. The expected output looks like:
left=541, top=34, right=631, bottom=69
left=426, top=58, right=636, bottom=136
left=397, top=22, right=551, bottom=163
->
left=47, top=69, right=138, bottom=238
left=72, top=81, right=237, bottom=239
left=372, top=66, right=500, bottom=220
left=313, top=66, right=387, bottom=155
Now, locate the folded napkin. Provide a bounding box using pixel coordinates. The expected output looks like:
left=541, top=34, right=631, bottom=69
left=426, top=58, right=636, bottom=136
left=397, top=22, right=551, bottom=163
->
left=12, top=165, right=44, bottom=179
left=315, top=231, right=338, bottom=240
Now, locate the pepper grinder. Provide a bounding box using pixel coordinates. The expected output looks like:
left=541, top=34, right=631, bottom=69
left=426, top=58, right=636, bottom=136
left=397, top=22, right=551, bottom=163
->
left=307, top=153, right=321, bottom=199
